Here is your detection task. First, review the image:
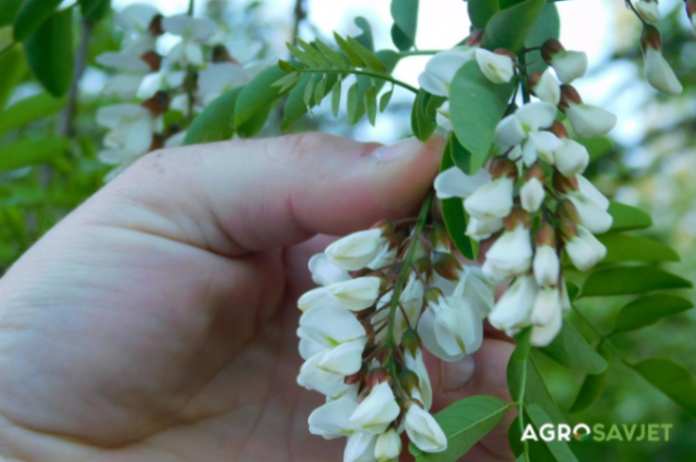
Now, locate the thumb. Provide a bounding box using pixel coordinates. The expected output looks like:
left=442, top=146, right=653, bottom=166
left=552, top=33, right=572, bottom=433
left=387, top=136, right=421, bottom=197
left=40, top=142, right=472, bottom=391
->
left=92, top=133, right=443, bottom=256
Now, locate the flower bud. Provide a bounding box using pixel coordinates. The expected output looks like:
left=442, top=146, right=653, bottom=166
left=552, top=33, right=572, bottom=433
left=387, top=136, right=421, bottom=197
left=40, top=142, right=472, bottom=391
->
left=520, top=166, right=546, bottom=212
left=432, top=251, right=463, bottom=281
left=404, top=347, right=433, bottom=409
left=560, top=85, right=617, bottom=137
left=464, top=175, right=514, bottom=221
left=488, top=274, right=538, bottom=337
left=523, top=130, right=562, bottom=165
left=635, top=0, right=660, bottom=24
left=533, top=224, right=560, bottom=287
left=531, top=287, right=561, bottom=325
left=641, top=26, right=682, bottom=95
left=326, top=229, right=386, bottom=271
left=531, top=68, right=561, bottom=105
left=375, top=429, right=402, bottom=461
left=298, top=305, right=366, bottom=359
left=344, top=432, right=377, bottom=462
left=475, top=48, right=515, bottom=84
left=542, top=39, right=588, bottom=83
left=553, top=172, right=579, bottom=195
left=404, top=404, right=447, bottom=453
left=297, top=352, right=354, bottom=398
left=565, top=179, right=612, bottom=234
left=530, top=291, right=563, bottom=347
left=349, top=382, right=401, bottom=434
left=554, top=139, right=590, bottom=177
left=565, top=225, right=607, bottom=271
left=434, top=166, right=491, bottom=200
left=466, top=216, right=503, bottom=241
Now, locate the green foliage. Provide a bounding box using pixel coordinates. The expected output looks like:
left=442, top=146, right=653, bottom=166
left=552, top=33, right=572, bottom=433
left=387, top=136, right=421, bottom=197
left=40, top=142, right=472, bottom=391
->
left=630, top=359, right=696, bottom=417
left=449, top=61, right=513, bottom=172
left=525, top=404, right=578, bottom=461
left=0, top=137, right=69, bottom=171
left=411, top=395, right=511, bottom=461
left=12, top=0, right=63, bottom=41
left=390, top=0, right=418, bottom=50
left=0, top=93, right=65, bottom=135
left=232, top=65, right=286, bottom=132
left=0, top=0, right=22, bottom=26
left=542, top=320, right=607, bottom=375
left=185, top=88, right=241, bottom=144
left=439, top=135, right=477, bottom=259
left=24, top=8, right=75, bottom=97
left=481, top=0, right=545, bottom=51
left=523, top=3, right=559, bottom=74
left=599, top=233, right=679, bottom=263
left=582, top=266, right=692, bottom=297
left=612, top=294, right=693, bottom=333
left=467, top=0, right=499, bottom=29
left=570, top=360, right=609, bottom=412
left=79, top=0, right=112, bottom=22
left=608, top=201, right=652, bottom=231
left=411, top=90, right=444, bottom=141
left=0, top=45, right=27, bottom=108
left=353, top=16, right=373, bottom=50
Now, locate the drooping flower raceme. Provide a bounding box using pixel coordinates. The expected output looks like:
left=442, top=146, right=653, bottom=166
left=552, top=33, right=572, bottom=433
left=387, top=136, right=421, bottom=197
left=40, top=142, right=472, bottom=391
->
left=297, top=223, right=494, bottom=459
left=95, top=5, right=265, bottom=178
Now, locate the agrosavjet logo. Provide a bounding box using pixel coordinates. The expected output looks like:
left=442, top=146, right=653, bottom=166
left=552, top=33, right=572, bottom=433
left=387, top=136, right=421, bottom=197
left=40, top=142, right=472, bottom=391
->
left=521, top=422, right=674, bottom=443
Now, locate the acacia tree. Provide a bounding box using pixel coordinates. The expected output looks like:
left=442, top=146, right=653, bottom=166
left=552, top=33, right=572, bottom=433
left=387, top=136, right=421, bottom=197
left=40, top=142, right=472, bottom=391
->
left=1, top=0, right=695, bottom=461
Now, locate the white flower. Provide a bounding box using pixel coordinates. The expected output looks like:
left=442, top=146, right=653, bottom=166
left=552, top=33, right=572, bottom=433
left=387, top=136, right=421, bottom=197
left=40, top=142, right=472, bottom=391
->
left=531, top=287, right=561, bottom=325
left=483, top=224, right=533, bottom=281
left=308, top=391, right=359, bottom=439
left=418, top=47, right=474, bottom=97
left=533, top=68, right=560, bottom=105
left=404, top=348, right=433, bottom=410
left=349, top=382, right=401, bottom=434
left=198, top=62, right=250, bottom=104
left=97, top=50, right=151, bottom=73
left=475, top=49, right=514, bottom=84
left=565, top=184, right=613, bottom=234
left=554, top=139, right=589, bottom=177
left=520, top=177, right=545, bottom=213
left=404, top=404, right=447, bottom=453
left=308, top=253, right=350, bottom=286
left=97, top=104, right=154, bottom=166
left=297, top=305, right=366, bottom=360
left=315, top=339, right=367, bottom=376
left=464, top=176, right=514, bottom=220
left=417, top=292, right=483, bottom=361
left=466, top=216, right=503, bottom=241
left=577, top=175, right=610, bottom=209
left=635, top=0, right=660, bottom=24
left=550, top=50, right=587, bottom=83
left=533, top=245, right=560, bottom=287
left=565, top=103, right=617, bottom=137
left=326, top=229, right=387, bottom=271
left=297, top=353, right=354, bottom=398
left=162, top=14, right=217, bottom=67
left=522, top=131, right=562, bottom=165
left=136, top=70, right=186, bottom=99
left=488, top=275, right=538, bottom=335
left=372, top=274, right=423, bottom=344
left=454, top=266, right=494, bottom=318
left=298, top=276, right=381, bottom=312
left=102, top=74, right=145, bottom=98
left=164, top=131, right=186, bottom=148
left=565, top=225, right=607, bottom=271
left=374, top=429, right=401, bottom=461
left=116, top=3, right=159, bottom=32
left=433, top=166, right=490, bottom=200
left=530, top=290, right=563, bottom=347
left=344, top=432, right=377, bottom=462
left=644, top=47, right=683, bottom=95
left=495, top=102, right=557, bottom=151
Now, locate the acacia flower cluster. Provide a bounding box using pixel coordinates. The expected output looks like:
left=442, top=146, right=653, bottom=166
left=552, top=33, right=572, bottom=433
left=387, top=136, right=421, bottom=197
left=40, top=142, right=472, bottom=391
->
left=428, top=38, right=614, bottom=347
left=95, top=4, right=263, bottom=178
left=297, top=224, right=494, bottom=460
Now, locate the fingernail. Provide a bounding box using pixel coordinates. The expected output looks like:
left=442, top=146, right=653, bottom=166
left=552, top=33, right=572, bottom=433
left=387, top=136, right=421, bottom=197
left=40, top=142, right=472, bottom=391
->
left=371, top=137, right=423, bottom=163
left=441, top=356, right=476, bottom=391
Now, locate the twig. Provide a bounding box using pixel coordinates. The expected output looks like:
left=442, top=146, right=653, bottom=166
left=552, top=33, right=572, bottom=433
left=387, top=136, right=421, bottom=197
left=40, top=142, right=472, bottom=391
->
left=60, top=19, right=93, bottom=137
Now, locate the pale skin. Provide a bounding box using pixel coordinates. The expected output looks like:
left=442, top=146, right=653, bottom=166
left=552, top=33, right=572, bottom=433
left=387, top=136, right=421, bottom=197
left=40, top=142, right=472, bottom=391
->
left=0, top=133, right=513, bottom=462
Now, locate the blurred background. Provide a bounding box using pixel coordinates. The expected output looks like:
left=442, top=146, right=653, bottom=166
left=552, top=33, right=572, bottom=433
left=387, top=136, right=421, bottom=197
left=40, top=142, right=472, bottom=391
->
left=1, top=0, right=695, bottom=459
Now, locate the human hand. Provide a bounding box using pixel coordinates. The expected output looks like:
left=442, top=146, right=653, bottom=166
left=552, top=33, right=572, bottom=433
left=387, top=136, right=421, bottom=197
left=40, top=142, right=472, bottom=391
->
left=0, top=133, right=513, bottom=462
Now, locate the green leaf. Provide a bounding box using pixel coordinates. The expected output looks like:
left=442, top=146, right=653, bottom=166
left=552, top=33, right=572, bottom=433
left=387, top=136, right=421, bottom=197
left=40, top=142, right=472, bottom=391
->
left=570, top=368, right=608, bottom=413
left=346, top=82, right=360, bottom=124
left=13, top=0, right=62, bottom=41
left=379, top=86, right=393, bottom=112
left=184, top=88, right=241, bottom=144
left=233, top=65, right=287, bottom=129
left=542, top=320, right=607, bottom=375
left=482, top=0, right=545, bottom=51
left=527, top=351, right=568, bottom=423
left=523, top=3, right=559, bottom=74
left=608, top=201, right=652, bottom=231
left=581, top=266, right=692, bottom=297
left=448, top=131, right=474, bottom=174
left=468, top=0, right=499, bottom=29
left=0, top=93, right=65, bottom=135
left=353, top=16, right=373, bottom=50
left=79, top=0, right=111, bottom=22
left=390, top=0, right=418, bottom=50
left=449, top=61, right=513, bottom=172
left=440, top=135, right=477, bottom=259
left=411, top=90, right=443, bottom=141
left=24, top=9, right=75, bottom=97
left=0, top=0, right=22, bottom=26
left=599, top=233, right=679, bottom=264
left=0, top=45, right=27, bottom=108
left=411, top=395, right=511, bottom=461
left=331, top=79, right=342, bottom=116
left=365, top=85, right=377, bottom=126
left=281, top=74, right=312, bottom=129
left=612, top=294, right=693, bottom=333
left=526, top=404, right=579, bottom=462
left=0, top=136, right=68, bottom=171
left=630, top=358, right=696, bottom=417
